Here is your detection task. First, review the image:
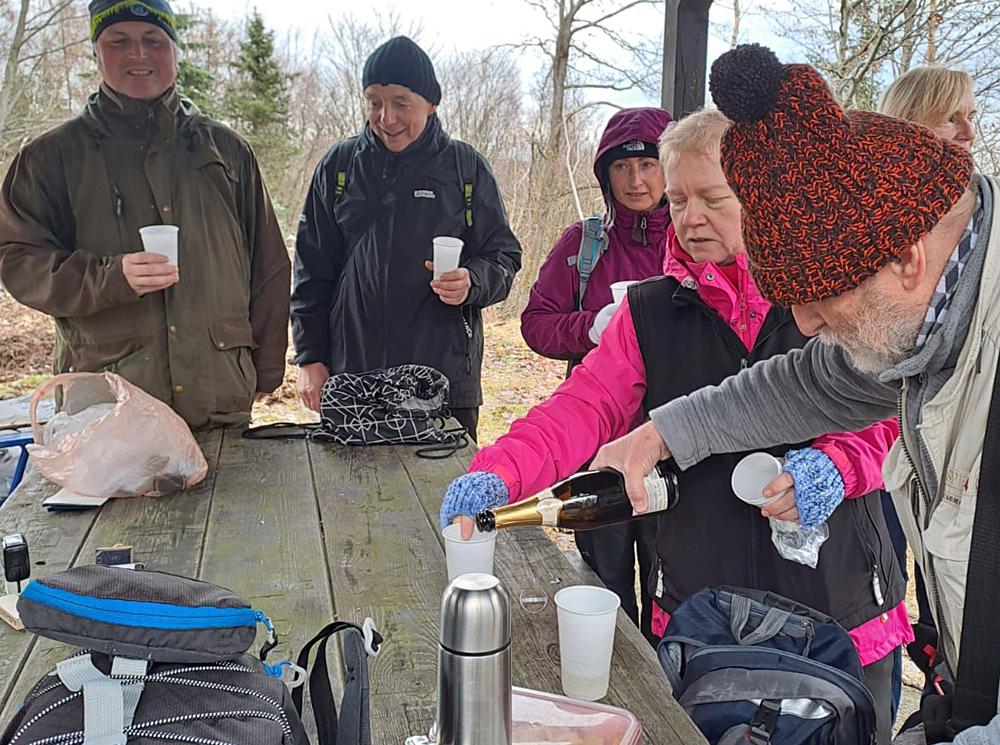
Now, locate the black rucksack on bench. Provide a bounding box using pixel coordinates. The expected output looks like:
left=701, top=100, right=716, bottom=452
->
left=1, top=565, right=381, bottom=745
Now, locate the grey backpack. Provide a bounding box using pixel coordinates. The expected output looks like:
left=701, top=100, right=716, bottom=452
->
left=1, top=565, right=381, bottom=745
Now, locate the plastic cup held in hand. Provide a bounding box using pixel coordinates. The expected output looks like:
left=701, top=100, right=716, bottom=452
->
left=139, top=225, right=179, bottom=267
left=554, top=585, right=620, bottom=701
left=610, top=280, right=637, bottom=305
left=442, top=523, right=496, bottom=580
left=731, top=452, right=783, bottom=506
left=432, top=236, right=464, bottom=279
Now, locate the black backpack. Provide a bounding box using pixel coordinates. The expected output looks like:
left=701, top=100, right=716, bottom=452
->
left=658, top=587, right=876, bottom=745
left=1, top=565, right=381, bottom=745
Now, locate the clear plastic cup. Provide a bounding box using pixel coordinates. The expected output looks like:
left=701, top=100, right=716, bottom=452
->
left=610, top=281, right=637, bottom=305
left=139, top=225, right=179, bottom=267
left=731, top=452, right=783, bottom=506
left=432, top=237, right=464, bottom=279
left=442, top=523, right=496, bottom=580
left=554, top=585, right=620, bottom=701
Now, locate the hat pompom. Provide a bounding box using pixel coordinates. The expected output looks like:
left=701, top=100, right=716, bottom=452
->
left=709, top=44, right=785, bottom=123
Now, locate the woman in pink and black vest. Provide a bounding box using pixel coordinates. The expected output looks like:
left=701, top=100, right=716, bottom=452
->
left=520, top=107, right=673, bottom=644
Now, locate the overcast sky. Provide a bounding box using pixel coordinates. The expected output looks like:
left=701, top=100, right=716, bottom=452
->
left=191, top=0, right=791, bottom=112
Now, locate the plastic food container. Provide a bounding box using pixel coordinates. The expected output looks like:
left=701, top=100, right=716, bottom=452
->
left=511, top=685, right=643, bottom=744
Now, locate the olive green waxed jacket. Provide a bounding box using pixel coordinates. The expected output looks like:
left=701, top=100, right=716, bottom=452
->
left=0, top=86, right=290, bottom=429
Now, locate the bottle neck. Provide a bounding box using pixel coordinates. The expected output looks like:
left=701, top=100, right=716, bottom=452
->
left=478, top=492, right=565, bottom=531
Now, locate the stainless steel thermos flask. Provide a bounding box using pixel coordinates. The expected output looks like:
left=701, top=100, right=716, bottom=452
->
left=435, top=573, right=513, bottom=744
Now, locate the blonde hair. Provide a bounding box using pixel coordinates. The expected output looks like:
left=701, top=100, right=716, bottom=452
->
left=658, top=108, right=731, bottom=167
left=879, top=66, right=973, bottom=128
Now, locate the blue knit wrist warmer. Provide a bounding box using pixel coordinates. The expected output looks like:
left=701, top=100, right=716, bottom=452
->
left=440, top=471, right=510, bottom=528
left=783, top=448, right=845, bottom=528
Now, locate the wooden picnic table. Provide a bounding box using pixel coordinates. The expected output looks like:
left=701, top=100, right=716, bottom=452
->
left=0, top=427, right=705, bottom=744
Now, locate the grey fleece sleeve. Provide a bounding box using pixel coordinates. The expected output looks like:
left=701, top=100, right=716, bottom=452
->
left=649, top=338, right=901, bottom=469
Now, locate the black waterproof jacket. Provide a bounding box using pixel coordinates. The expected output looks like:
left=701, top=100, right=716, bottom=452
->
left=291, top=115, right=522, bottom=407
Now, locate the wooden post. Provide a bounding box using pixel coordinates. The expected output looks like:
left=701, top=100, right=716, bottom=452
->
left=661, top=0, right=680, bottom=113
left=672, top=0, right=714, bottom=118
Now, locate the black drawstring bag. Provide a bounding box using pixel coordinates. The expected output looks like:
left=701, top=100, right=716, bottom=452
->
left=244, top=365, right=468, bottom=459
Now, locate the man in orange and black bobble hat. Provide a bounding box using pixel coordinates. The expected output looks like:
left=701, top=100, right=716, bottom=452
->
left=592, top=44, right=1000, bottom=745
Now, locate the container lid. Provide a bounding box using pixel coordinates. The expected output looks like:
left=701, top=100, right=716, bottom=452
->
left=511, top=686, right=642, bottom=745
left=439, top=573, right=510, bottom=654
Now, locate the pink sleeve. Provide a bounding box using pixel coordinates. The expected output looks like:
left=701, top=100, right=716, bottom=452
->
left=519, top=224, right=599, bottom=360
left=471, top=301, right=647, bottom=502
left=812, top=418, right=900, bottom=499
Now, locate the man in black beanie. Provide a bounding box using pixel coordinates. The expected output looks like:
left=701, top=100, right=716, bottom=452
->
left=0, top=0, right=291, bottom=430
left=292, top=36, right=522, bottom=441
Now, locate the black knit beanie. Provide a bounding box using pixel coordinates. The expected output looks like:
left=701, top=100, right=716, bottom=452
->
left=362, top=36, right=441, bottom=105
left=597, top=139, right=661, bottom=187
left=89, top=0, right=177, bottom=41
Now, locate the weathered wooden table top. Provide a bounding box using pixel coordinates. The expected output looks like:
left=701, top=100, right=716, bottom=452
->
left=0, top=428, right=704, bottom=744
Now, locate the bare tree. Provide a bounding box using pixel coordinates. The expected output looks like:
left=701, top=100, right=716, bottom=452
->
left=511, top=0, right=661, bottom=153
left=0, top=0, right=80, bottom=150
left=767, top=0, right=1000, bottom=109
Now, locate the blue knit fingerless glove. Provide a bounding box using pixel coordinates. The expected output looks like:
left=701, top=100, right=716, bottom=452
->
left=782, top=448, right=845, bottom=528
left=440, top=471, right=510, bottom=529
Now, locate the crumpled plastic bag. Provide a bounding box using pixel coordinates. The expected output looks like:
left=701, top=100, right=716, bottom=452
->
left=28, top=372, right=208, bottom=498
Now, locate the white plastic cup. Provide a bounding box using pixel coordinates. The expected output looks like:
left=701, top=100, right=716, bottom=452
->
left=554, top=585, right=620, bottom=700
left=442, top=523, right=497, bottom=580
left=139, top=225, right=179, bottom=267
left=610, top=280, right=637, bottom=305
left=731, top=452, right=783, bottom=506
left=432, top=236, right=464, bottom=279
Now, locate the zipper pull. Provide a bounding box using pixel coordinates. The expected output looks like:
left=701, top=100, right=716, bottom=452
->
left=255, top=609, right=279, bottom=660
left=740, top=358, right=748, bottom=369
left=872, top=567, right=884, bottom=606
left=113, top=184, right=124, bottom=218
left=655, top=564, right=664, bottom=597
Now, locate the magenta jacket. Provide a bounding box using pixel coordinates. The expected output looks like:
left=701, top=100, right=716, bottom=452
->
left=521, top=108, right=672, bottom=361
left=473, top=225, right=912, bottom=663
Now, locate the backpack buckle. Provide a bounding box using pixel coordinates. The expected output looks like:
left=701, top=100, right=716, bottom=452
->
left=362, top=617, right=382, bottom=657
left=748, top=699, right=782, bottom=744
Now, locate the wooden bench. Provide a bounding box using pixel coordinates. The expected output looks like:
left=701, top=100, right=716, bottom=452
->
left=0, top=428, right=705, bottom=744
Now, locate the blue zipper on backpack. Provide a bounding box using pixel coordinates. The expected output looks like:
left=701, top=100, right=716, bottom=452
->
left=22, top=581, right=261, bottom=630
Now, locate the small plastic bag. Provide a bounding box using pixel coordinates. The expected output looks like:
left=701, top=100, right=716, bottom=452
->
left=768, top=518, right=830, bottom=569
left=28, top=372, right=208, bottom=498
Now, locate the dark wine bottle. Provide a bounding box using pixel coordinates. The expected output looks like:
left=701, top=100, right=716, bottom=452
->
left=475, top=463, right=679, bottom=532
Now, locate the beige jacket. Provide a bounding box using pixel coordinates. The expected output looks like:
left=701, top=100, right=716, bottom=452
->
left=884, top=176, right=1000, bottom=673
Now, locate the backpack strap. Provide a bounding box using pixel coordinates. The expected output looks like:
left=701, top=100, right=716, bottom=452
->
left=55, top=654, right=140, bottom=745
left=567, top=215, right=609, bottom=310
left=292, top=620, right=383, bottom=745
left=949, top=350, right=1000, bottom=730
left=454, top=143, right=476, bottom=228
left=241, top=422, right=320, bottom=440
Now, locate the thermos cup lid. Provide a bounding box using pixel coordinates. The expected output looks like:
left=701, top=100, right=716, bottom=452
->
left=439, top=573, right=511, bottom=655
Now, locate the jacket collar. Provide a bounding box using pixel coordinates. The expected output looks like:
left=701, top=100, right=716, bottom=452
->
left=361, top=113, right=447, bottom=160
left=81, top=84, right=195, bottom=142
left=664, top=223, right=752, bottom=294
left=608, top=200, right=670, bottom=246
left=880, top=174, right=994, bottom=384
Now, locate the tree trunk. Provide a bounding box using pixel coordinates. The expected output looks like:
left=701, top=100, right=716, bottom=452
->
left=927, top=0, right=940, bottom=63
left=0, top=0, right=32, bottom=146
left=548, top=6, right=572, bottom=154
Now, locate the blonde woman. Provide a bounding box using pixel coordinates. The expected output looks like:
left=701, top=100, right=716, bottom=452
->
left=880, top=65, right=976, bottom=149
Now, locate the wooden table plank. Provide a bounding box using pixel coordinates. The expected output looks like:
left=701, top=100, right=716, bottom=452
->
left=0, top=429, right=224, bottom=722
left=400, top=450, right=706, bottom=744
left=198, top=430, right=333, bottom=667
left=309, top=441, right=455, bottom=743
